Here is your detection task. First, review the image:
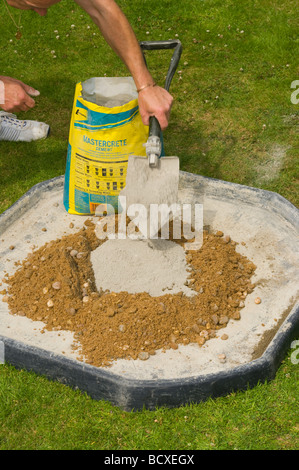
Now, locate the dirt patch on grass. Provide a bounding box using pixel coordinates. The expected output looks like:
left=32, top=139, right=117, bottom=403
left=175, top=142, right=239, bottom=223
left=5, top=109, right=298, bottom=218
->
left=2, top=218, right=256, bottom=367
left=254, top=143, right=290, bottom=184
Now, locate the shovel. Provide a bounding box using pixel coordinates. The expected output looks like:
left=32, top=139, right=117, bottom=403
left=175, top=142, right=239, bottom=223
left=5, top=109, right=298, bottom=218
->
left=119, top=40, right=182, bottom=236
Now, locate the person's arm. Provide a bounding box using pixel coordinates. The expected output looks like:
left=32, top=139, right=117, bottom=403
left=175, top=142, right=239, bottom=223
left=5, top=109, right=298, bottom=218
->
left=0, top=76, right=40, bottom=113
left=74, top=0, right=173, bottom=129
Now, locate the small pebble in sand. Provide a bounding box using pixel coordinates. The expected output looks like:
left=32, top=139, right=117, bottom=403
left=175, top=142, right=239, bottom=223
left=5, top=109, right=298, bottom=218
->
left=191, top=324, right=200, bottom=333
left=200, top=329, right=209, bottom=338
left=219, top=315, right=229, bottom=325
left=255, top=297, right=261, bottom=304
left=196, top=336, right=206, bottom=346
left=52, top=281, right=61, bottom=290
left=138, top=351, right=150, bottom=361
left=221, top=334, right=229, bottom=340
left=82, top=296, right=89, bottom=303
left=128, top=307, right=138, bottom=314
left=106, top=307, right=116, bottom=317
left=232, top=311, right=241, bottom=320
left=70, top=250, right=78, bottom=257
left=218, top=353, right=226, bottom=363
left=47, top=299, right=54, bottom=308
left=9, top=245, right=15, bottom=250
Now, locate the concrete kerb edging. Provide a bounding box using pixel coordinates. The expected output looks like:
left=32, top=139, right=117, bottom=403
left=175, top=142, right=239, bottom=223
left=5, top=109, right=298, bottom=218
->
left=0, top=173, right=298, bottom=411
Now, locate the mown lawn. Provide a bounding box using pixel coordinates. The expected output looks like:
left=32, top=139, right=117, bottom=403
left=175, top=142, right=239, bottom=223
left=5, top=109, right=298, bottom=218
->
left=0, top=0, right=298, bottom=450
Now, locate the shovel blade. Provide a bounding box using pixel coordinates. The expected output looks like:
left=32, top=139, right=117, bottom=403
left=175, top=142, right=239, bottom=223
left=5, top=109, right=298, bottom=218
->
left=120, top=156, right=180, bottom=207
left=119, top=155, right=180, bottom=239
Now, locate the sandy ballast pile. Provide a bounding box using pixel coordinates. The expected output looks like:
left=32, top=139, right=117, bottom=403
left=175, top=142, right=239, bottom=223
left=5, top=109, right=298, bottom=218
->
left=2, top=217, right=256, bottom=367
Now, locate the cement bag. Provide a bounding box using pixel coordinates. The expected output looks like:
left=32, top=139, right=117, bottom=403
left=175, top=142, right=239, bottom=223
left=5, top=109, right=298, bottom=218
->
left=63, top=77, right=149, bottom=215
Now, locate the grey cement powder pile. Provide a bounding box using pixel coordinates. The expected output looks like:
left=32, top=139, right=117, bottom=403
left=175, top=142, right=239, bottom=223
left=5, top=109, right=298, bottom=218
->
left=90, top=238, right=194, bottom=297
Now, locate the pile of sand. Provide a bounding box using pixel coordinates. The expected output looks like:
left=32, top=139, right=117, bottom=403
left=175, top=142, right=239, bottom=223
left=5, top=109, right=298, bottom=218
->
left=2, top=218, right=256, bottom=367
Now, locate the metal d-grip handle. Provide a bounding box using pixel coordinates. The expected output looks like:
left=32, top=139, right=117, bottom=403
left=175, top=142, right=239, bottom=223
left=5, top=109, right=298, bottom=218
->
left=139, top=40, right=182, bottom=161
left=139, top=39, right=183, bottom=92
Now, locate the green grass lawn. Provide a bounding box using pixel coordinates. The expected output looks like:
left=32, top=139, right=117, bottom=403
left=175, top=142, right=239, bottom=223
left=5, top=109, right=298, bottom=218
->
left=0, top=0, right=298, bottom=450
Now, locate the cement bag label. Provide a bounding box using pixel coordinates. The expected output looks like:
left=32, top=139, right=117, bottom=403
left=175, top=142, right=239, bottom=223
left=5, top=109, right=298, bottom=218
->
left=63, top=78, right=149, bottom=215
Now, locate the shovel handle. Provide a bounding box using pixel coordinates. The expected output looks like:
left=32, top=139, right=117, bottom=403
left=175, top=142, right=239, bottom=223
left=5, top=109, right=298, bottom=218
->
left=149, top=115, right=161, bottom=139
left=139, top=40, right=182, bottom=141
left=139, top=39, right=182, bottom=91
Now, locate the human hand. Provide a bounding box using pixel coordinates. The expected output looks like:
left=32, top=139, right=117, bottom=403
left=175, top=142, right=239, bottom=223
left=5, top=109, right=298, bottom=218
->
left=0, top=76, right=40, bottom=113
left=137, top=85, right=173, bottom=131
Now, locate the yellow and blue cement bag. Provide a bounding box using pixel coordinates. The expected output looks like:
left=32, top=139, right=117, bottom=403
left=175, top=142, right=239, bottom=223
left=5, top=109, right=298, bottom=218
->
left=63, top=77, right=149, bottom=215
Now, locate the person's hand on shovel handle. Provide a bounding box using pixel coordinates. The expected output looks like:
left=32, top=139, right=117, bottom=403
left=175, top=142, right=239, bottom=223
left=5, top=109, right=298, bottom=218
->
left=137, top=84, right=173, bottom=131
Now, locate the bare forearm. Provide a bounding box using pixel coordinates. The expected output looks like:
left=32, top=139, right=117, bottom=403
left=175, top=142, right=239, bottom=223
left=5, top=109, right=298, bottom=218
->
left=74, top=0, right=173, bottom=129
left=74, top=0, right=153, bottom=88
